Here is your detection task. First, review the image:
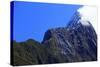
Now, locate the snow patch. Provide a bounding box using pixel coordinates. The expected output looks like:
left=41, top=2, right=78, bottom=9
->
left=79, top=20, right=90, bottom=26
left=77, top=6, right=97, bottom=33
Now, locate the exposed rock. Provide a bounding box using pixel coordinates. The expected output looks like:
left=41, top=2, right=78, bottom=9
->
left=42, top=12, right=97, bottom=62
left=11, top=11, right=97, bottom=66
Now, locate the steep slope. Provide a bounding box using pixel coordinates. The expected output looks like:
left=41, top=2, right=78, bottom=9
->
left=42, top=12, right=97, bottom=62
left=12, top=39, right=59, bottom=66
left=12, top=9, right=97, bottom=66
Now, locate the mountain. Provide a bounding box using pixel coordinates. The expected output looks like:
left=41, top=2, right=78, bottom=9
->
left=42, top=12, right=97, bottom=62
left=12, top=39, right=63, bottom=66
left=11, top=11, right=97, bottom=66
left=12, top=39, right=47, bottom=66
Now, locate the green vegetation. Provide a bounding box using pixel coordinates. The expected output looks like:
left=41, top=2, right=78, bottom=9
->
left=12, top=39, right=59, bottom=66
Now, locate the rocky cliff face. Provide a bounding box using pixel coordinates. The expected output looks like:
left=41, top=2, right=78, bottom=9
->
left=42, top=12, right=97, bottom=62
left=12, top=12, right=97, bottom=66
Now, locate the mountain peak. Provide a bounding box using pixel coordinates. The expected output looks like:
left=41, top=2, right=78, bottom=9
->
left=42, top=8, right=97, bottom=61
left=77, top=6, right=97, bottom=33
left=79, top=20, right=91, bottom=26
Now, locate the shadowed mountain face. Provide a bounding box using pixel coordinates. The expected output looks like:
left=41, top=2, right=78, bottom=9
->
left=42, top=12, right=97, bottom=62
left=11, top=12, right=97, bottom=66
left=42, top=23, right=97, bottom=62
left=12, top=39, right=60, bottom=66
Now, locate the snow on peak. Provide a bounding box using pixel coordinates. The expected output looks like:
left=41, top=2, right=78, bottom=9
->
left=79, top=20, right=90, bottom=26
left=77, top=6, right=97, bottom=33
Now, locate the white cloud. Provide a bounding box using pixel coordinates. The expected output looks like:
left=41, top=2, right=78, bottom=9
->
left=77, top=6, right=98, bottom=33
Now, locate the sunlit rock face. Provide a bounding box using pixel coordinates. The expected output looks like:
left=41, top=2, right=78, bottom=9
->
left=12, top=6, right=97, bottom=66
left=42, top=7, right=97, bottom=62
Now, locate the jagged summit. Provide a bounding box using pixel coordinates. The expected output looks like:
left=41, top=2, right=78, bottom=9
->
left=67, top=12, right=81, bottom=28
left=12, top=6, right=97, bottom=66
left=66, top=11, right=92, bottom=30
left=42, top=9, right=97, bottom=62
left=77, top=6, right=97, bottom=33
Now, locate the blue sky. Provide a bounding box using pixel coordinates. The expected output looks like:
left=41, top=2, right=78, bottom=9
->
left=12, top=1, right=82, bottom=42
